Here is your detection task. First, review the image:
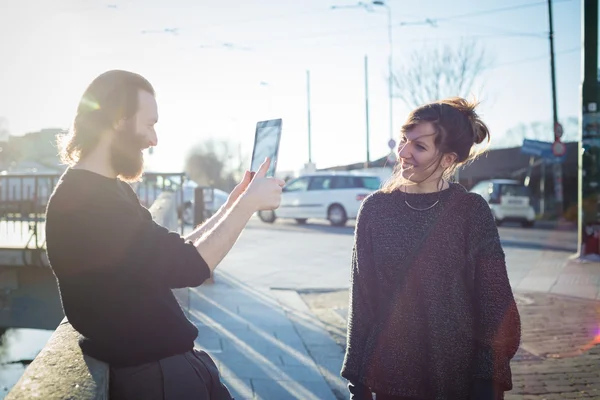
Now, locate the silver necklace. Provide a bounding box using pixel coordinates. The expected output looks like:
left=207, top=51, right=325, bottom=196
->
left=403, top=182, right=444, bottom=211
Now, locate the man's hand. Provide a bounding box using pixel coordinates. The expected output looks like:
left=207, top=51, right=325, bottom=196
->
left=225, top=170, right=253, bottom=209
left=239, top=158, right=284, bottom=212
left=193, top=158, right=284, bottom=272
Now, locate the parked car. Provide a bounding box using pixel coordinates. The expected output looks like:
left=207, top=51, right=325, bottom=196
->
left=469, top=179, right=536, bottom=227
left=257, top=172, right=382, bottom=227
left=134, top=175, right=228, bottom=226
left=179, top=180, right=228, bottom=226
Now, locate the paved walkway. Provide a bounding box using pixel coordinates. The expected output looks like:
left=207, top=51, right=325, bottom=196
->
left=508, top=251, right=600, bottom=300
left=185, top=223, right=600, bottom=399
left=187, top=274, right=347, bottom=400
left=507, top=292, right=600, bottom=399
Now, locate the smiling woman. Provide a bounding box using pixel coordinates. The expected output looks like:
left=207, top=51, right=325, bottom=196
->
left=342, top=97, right=520, bottom=400
left=384, top=97, right=490, bottom=194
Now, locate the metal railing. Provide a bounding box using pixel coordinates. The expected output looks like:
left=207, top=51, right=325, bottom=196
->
left=0, top=174, right=60, bottom=221
left=130, top=172, right=188, bottom=234
left=0, top=172, right=190, bottom=259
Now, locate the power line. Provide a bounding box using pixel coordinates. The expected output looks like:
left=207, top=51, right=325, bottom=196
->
left=181, top=1, right=576, bottom=57
left=192, top=8, right=329, bottom=30
left=433, top=0, right=573, bottom=22
left=441, top=20, right=546, bottom=39
left=490, top=47, right=580, bottom=69
left=239, top=1, right=568, bottom=48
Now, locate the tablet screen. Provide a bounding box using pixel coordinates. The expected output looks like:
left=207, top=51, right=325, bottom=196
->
left=250, top=118, right=282, bottom=177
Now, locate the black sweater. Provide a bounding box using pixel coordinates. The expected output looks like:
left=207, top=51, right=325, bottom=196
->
left=45, top=168, right=211, bottom=367
left=341, top=183, right=521, bottom=400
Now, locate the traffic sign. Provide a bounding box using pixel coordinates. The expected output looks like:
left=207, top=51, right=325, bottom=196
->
left=388, top=139, right=396, bottom=149
left=521, top=139, right=553, bottom=157
left=521, top=139, right=566, bottom=163
left=552, top=140, right=566, bottom=157
left=554, top=122, right=563, bottom=139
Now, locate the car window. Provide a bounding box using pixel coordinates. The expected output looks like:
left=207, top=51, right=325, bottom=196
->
left=308, top=176, right=332, bottom=191
left=331, top=176, right=355, bottom=189
left=284, top=177, right=310, bottom=192
left=358, top=176, right=381, bottom=190
left=499, top=184, right=530, bottom=197
left=331, top=176, right=381, bottom=190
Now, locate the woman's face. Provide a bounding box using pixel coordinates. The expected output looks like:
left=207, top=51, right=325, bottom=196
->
left=397, top=122, right=444, bottom=183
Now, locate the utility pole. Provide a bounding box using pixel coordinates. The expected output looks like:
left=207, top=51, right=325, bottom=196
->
left=306, top=69, right=313, bottom=165
left=365, top=55, right=371, bottom=168
left=579, top=0, right=600, bottom=258
left=547, top=0, right=564, bottom=218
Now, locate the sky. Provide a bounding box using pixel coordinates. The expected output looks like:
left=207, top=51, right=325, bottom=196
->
left=0, top=0, right=583, bottom=173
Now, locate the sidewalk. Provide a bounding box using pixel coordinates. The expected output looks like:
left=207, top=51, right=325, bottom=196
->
left=509, top=254, right=600, bottom=300
left=508, top=292, right=600, bottom=399
left=299, top=258, right=600, bottom=400
left=187, top=274, right=348, bottom=400
left=186, top=247, right=600, bottom=399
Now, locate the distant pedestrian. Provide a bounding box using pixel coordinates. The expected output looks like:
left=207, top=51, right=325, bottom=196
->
left=341, top=97, right=521, bottom=400
left=45, top=70, right=284, bottom=399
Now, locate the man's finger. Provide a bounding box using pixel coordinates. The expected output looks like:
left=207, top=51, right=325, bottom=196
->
left=254, top=157, right=271, bottom=178
left=241, top=170, right=251, bottom=184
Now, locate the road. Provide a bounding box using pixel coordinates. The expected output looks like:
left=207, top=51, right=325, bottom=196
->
left=202, top=217, right=578, bottom=291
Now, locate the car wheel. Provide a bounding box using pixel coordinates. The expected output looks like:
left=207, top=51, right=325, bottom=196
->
left=521, top=220, right=535, bottom=228
left=182, top=204, right=194, bottom=226
left=295, top=218, right=307, bottom=225
left=328, top=204, right=347, bottom=227
left=258, top=210, right=277, bottom=223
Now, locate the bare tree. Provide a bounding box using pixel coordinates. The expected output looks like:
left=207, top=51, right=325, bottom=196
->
left=0, top=117, right=10, bottom=170
left=184, top=139, right=245, bottom=191
left=0, top=117, right=9, bottom=142
left=392, top=39, right=491, bottom=109
left=502, top=117, right=579, bottom=148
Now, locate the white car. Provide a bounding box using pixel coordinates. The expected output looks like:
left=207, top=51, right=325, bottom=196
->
left=257, top=172, right=382, bottom=227
left=469, top=179, right=536, bottom=228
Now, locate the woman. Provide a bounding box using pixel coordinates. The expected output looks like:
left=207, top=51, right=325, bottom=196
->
left=341, top=97, right=521, bottom=400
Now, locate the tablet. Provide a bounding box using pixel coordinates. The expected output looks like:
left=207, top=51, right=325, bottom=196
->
left=250, top=118, right=282, bottom=178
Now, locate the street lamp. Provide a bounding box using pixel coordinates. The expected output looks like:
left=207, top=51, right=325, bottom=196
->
left=331, top=1, right=394, bottom=142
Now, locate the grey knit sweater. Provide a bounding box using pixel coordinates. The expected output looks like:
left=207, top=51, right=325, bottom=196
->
left=341, top=183, right=521, bottom=400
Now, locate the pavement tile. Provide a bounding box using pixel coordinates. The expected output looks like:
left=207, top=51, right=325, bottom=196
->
left=220, top=334, right=309, bottom=355
left=517, top=276, right=557, bottom=292
left=251, top=378, right=337, bottom=400
left=550, top=284, right=599, bottom=300
left=219, top=375, right=254, bottom=400
left=219, top=356, right=326, bottom=382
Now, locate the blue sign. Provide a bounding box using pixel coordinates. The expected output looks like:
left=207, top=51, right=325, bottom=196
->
left=521, top=139, right=566, bottom=163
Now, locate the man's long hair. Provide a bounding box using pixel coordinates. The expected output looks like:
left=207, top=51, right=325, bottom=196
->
left=58, top=70, right=155, bottom=166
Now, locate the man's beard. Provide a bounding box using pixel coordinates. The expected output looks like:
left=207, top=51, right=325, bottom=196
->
left=110, top=124, right=146, bottom=182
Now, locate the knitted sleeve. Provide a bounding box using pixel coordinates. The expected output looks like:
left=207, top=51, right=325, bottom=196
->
left=341, top=195, right=377, bottom=385
left=467, top=193, right=522, bottom=390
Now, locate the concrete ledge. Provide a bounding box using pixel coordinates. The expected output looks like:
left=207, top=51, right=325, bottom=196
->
left=7, top=190, right=183, bottom=399
left=6, top=318, right=109, bottom=400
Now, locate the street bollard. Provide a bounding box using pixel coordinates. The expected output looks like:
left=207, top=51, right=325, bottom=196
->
left=193, top=187, right=215, bottom=284
left=193, top=187, right=205, bottom=226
